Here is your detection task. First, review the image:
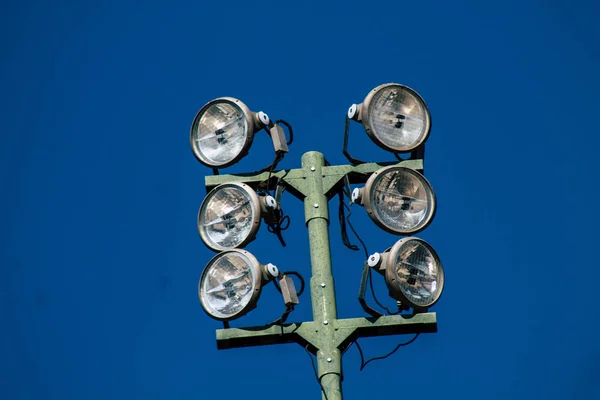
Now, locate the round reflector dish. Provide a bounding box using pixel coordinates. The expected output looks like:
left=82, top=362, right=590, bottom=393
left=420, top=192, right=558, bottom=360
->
left=198, top=250, right=261, bottom=320
left=364, top=166, right=436, bottom=234
left=389, top=238, right=443, bottom=308
left=198, top=183, right=260, bottom=251
left=363, top=84, right=431, bottom=152
left=191, top=99, right=252, bottom=167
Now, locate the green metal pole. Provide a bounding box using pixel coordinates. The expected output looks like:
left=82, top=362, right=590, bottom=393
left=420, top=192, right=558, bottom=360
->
left=302, top=151, right=342, bottom=400
left=209, top=153, right=437, bottom=398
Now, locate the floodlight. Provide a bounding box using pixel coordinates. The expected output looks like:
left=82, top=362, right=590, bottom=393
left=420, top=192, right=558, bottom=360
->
left=348, top=83, right=431, bottom=153
left=198, top=249, right=280, bottom=321
left=367, top=237, right=444, bottom=311
left=198, top=182, right=277, bottom=252
left=190, top=97, right=270, bottom=168
left=352, top=166, right=436, bottom=234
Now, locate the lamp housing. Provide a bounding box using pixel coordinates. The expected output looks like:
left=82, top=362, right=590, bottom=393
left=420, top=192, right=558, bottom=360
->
left=198, top=182, right=278, bottom=252
left=353, top=165, right=436, bottom=235
left=368, top=237, right=444, bottom=312
left=190, top=97, right=270, bottom=168
left=198, top=249, right=279, bottom=321
left=348, top=83, right=431, bottom=153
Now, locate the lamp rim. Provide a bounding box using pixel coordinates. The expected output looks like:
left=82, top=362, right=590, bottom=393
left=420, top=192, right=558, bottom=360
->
left=362, top=165, right=437, bottom=235
left=198, top=249, right=263, bottom=321
left=190, top=97, right=256, bottom=168
left=360, top=83, right=431, bottom=153
left=383, top=237, right=444, bottom=310
left=197, top=182, right=262, bottom=252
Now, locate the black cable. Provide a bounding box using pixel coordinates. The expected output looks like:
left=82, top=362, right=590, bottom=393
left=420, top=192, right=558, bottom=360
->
left=342, top=116, right=366, bottom=165
left=345, top=201, right=400, bottom=315
left=256, top=120, right=291, bottom=184
left=367, top=267, right=400, bottom=315
left=267, top=270, right=305, bottom=334
left=277, top=306, right=293, bottom=326
left=267, top=304, right=295, bottom=335
left=304, top=346, right=330, bottom=400
left=266, top=156, right=283, bottom=195
left=344, top=202, right=369, bottom=260
left=257, top=165, right=290, bottom=248
left=258, top=152, right=284, bottom=185
left=246, top=122, right=287, bottom=178
left=353, top=333, right=420, bottom=371
left=338, top=190, right=359, bottom=252
left=255, top=153, right=283, bottom=203
left=258, top=151, right=289, bottom=196
left=275, top=119, right=294, bottom=145
left=267, top=208, right=290, bottom=247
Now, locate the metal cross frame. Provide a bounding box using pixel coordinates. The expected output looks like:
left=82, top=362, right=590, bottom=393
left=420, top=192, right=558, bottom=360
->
left=204, top=151, right=437, bottom=400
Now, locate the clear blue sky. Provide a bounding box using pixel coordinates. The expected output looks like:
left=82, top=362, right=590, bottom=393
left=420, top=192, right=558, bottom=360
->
left=2, top=1, right=600, bottom=399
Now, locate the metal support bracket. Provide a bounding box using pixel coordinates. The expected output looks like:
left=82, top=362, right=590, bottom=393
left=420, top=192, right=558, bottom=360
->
left=215, top=313, right=437, bottom=353
left=205, top=159, right=424, bottom=201
left=203, top=151, right=433, bottom=400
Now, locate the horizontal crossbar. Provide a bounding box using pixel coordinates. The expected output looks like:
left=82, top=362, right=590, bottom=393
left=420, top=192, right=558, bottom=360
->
left=204, top=159, right=423, bottom=200
left=215, top=313, right=436, bottom=353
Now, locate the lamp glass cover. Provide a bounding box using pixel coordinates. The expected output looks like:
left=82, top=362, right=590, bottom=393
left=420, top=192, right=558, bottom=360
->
left=199, top=185, right=256, bottom=251
left=393, top=239, right=443, bottom=308
left=192, top=101, right=248, bottom=166
left=369, top=167, right=434, bottom=233
left=367, top=86, right=428, bottom=152
left=200, top=252, right=256, bottom=319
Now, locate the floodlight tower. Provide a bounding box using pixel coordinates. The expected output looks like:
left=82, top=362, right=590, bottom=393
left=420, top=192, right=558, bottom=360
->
left=191, top=84, right=444, bottom=400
